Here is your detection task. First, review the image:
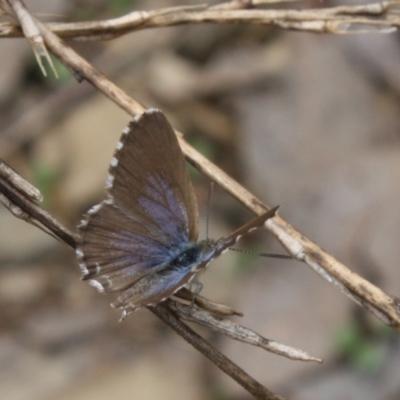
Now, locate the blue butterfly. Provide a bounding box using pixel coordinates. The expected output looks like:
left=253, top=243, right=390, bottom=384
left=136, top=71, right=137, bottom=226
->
left=76, top=109, right=278, bottom=318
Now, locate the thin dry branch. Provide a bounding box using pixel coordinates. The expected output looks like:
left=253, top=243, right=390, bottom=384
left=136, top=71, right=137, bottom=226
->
left=152, top=302, right=288, bottom=400
left=168, top=300, right=322, bottom=363
left=176, top=287, right=244, bottom=316
left=0, top=160, right=42, bottom=202
left=0, top=1, right=398, bottom=40
left=210, top=0, right=299, bottom=10
left=0, top=160, right=77, bottom=248
left=2, top=0, right=57, bottom=76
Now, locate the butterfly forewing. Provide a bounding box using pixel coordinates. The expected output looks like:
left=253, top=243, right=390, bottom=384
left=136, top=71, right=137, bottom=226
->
left=107, top=109, right=198, bottom=242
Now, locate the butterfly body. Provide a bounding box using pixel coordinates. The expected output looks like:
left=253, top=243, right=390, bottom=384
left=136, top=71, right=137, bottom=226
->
left=76, top=109, right=278, bottom=318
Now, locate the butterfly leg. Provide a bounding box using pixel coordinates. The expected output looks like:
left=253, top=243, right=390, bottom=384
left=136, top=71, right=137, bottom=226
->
left=189, top=278, right=203, bottom=307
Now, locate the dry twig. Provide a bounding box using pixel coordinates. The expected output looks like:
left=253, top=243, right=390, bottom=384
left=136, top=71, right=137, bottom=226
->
left=0, top=1, right=398, bottom=40
left=168, top=300, right=322, bottom=363
left=151, top=302, right=288, bottom=400
left=0, top=159, right=77, bottom=248
left=2, top=0, right=57, bottom=76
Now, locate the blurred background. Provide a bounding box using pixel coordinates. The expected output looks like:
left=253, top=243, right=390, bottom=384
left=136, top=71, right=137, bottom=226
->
left=1, top=0, right=400, bottom=399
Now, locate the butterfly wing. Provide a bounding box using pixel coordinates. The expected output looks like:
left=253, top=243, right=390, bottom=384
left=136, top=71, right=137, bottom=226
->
left=112, top=247, right=204, bottom=318
left=76, top=109, right=199, bottom=309
left=106, top=108, right=198, bottom=242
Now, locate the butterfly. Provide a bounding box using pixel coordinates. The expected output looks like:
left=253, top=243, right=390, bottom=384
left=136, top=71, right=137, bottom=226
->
left=76, top=109, right=279, bottom=319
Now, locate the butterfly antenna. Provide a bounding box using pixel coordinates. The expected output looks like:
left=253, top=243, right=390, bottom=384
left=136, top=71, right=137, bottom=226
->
left=206, top=181, right=214, bottom=244
left=229, top=247, right=292, bottom=259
